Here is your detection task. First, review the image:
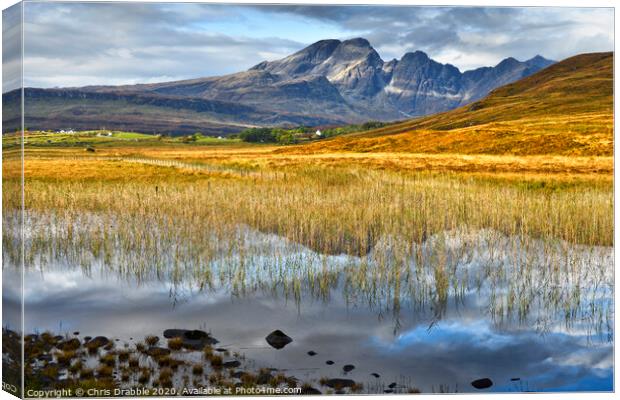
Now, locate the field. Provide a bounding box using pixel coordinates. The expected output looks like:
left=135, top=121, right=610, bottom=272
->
left=3, top=130, right=613, bottom=273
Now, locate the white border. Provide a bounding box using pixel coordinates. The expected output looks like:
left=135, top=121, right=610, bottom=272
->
left=0, top=1, right=616, bottom=400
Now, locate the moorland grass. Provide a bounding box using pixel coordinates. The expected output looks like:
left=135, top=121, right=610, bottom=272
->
left=1, top=143, right=613, bottom=332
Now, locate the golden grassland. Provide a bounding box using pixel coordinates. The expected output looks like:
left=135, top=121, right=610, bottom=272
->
left=286, top=112, right=613, bottom=156
left=2, top=138, right=613, bottom=332
left=3, top=142, right=613, bottom=256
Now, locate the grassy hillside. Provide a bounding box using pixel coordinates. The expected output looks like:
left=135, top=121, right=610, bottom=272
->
left=288, top=52, right=613, bottom=156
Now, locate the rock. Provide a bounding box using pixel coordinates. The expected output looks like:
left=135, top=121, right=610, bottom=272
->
left=301, top=387, right=322, bottom=395
left=73, top=331, right=80, bottom=336
left=232, top=371, right=245, bottom=379
left=471, top=378, right=493, bottom=389
left=388, top=382, right=397, bottom=389
left=223, top=360, right=241, bottom=369
left=324, top=379, right=356, bottom=389
left=265, top=330, right=293, bottom=349
left=163, top=329, right=187, bottom=339
left=384, top=389, right=393, bottom=393
left=510, top=377, right=520, bottom=381
left=25, top=334, right=38, bottom=342
left=38, top=354, right=53, bottom=362
left=147, top=347, right=171, bottom=358
left=257, top=372, right=273, bottom=385
left=163, top=329, right=218, bottom=349
left=325, top=360, right=334, bottom=365
left=86, top=336, right=109, bottom=348
left=307, top=351, right=317, bottom=356
left=83, top=336, right=92, bottom=343
left=215, top=348, right=228, bottom=352
left=371, top=373, right=380, bottom=378
left=343, top=364, right=355, bottom=373
left=61, top=338, right=81, bottom=351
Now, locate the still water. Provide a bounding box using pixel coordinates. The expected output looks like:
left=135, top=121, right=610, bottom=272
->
left=3, top=222, right=614, bottom=393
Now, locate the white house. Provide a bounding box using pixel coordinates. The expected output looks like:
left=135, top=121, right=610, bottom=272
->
left=315, top=130, right=322, bottom=137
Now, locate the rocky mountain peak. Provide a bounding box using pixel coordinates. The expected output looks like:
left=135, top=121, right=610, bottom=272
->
left=340, top=37, right=372, bottom=48
left=401, top=50, right=430, bottom=63
left=38, top=37, right=555, bottom=132
left=525, top=55, right=554, bottom=69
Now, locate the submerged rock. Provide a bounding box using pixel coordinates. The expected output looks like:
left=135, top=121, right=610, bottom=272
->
left=162, top=329, right=218, bottom=349
left=371, top=373, right=380, bottom=378
left=257, top=372, right=273, bottom=385
left=61, top=338, right=81, bottom=351
left=147, top=347, right=171, bottom=357
left=265, top=330, right=293, bottom=349
left=223, top=360, right=241, bottom=369
left=343, top=364, right=355, bottom=373
left=471, top=378, right=493, bottom=389
left=232, top=371, right=246, bottom=379
left=301, top=387, right=322, bottom=395
left=86, top=336, right=109, bottom=348
left=325, top=360, right=334, bottom=365
left=324, top=378, right=356, bottom=389
left=307, top=351, right=317, bottom=356
left=388, top=382, right=397, bottom=389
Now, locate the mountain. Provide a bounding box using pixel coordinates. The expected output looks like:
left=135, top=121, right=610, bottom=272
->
left=287, top=52, right=613, bottom=156
left=4, top=38, right=554, bottom=135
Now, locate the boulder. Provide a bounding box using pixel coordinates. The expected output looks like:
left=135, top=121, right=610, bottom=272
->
left=471, top=378, right=493, bottom=389
left=265, top=330, right=292, bottom=349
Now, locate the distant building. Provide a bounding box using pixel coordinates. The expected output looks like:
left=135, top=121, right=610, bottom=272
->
left=315, top=130, right=322, bottom=136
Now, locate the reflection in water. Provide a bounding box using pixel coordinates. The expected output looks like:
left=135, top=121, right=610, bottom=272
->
left=2, top=213, right=614, bottom=393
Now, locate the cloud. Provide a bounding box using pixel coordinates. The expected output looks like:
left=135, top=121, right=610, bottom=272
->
left=7, top=3, right=614, bottom=91
left=261, top=6, right=614, bottom=70
left=19, top=2, right=304, bottom=89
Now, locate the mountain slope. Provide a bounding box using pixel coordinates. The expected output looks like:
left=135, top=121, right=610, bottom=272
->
left=5, top=38, right=554, bottom=135
left=288, top=52, right=613, bottom=156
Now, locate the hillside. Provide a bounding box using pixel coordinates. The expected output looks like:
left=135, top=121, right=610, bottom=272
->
left=288, top=52, right=613, bottom=156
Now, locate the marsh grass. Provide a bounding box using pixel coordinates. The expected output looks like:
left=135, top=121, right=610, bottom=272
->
left=2, top=148, right=614, bottom=337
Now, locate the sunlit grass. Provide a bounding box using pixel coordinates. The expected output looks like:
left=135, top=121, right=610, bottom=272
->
left=2, top=144, right=613, bottom=337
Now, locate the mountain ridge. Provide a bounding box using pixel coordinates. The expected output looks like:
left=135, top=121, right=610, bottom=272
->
left=283, top=52, right=612, bottom=156
left=4, top=38, right=555, bottom=134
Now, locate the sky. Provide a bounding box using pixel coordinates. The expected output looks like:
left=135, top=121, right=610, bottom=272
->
left=2, top=2, right=614, bottom=91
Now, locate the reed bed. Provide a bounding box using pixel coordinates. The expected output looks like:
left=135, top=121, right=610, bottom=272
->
left=2, top=155, right=614, bottom=336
